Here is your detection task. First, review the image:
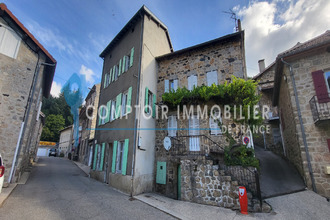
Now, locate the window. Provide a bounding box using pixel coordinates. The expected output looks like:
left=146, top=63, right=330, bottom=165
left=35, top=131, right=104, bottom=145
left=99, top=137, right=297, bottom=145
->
left=168, top=115, right=177, bottom=137
left=110, top=99, right=116, bottom=121
left=121, top=91, right=128, bottom=116
left=116, top=141, right=124, bottom=173
left=113, top=65, right=119, bottom=81
left=209, top=110, right=222, bottom=135
left=145, top=87, right=155, bottom=115
left=0, top=23, right=21, bottom=59
left=188, top=75, right=197, bottom=91
left=189, top=115, right=200, bottom=151
left=124, top=55, right=130, bottom=72
left=325, top=71, right=330, bottom=92
left=207, top=70, right=218, bottom=86
left=170, top=79, right=178, bottom=91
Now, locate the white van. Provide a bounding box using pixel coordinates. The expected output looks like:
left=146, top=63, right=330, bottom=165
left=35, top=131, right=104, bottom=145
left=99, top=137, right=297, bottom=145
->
left=0, top=153, right=4, bottom=193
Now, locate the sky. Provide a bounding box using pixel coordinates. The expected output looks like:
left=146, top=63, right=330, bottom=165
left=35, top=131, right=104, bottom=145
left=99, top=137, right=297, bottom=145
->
left=2, top=0, right=330, bottom=98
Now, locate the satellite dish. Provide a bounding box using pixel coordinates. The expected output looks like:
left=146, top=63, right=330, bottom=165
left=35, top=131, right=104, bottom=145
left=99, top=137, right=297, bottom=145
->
left=163, top=137, right=171, bottom=151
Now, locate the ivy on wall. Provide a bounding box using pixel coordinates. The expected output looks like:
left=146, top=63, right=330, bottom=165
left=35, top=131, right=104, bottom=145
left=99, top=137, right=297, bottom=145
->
left=162, top=76, right=262, bottom=127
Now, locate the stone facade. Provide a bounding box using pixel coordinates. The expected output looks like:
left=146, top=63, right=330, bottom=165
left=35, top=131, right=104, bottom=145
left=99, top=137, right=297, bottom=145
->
left=0, top=4, right=56, bottom=184
left=273, top=31, right=330, bottom=198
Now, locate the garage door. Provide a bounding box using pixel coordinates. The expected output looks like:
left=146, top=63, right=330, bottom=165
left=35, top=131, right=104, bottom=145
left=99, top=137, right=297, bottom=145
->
left=37, top=148, right=48, bottom=157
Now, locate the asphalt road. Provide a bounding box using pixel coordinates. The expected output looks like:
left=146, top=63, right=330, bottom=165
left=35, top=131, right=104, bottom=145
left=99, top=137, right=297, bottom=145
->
left=0, top=157, right=174, bottom=220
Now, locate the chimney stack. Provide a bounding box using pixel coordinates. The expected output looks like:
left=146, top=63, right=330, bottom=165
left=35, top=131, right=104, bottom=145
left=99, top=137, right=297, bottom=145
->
left=258, top=59, right=265, bottom=73
left=237, top=19, right=242, bottom=32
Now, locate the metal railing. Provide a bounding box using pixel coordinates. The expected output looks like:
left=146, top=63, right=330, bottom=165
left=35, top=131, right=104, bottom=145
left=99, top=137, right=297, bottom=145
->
left=309, top=94, right=330, bottom=123
left=169, top=135, right=224, bottom=157
left=222, top=165, right=262, bottom=208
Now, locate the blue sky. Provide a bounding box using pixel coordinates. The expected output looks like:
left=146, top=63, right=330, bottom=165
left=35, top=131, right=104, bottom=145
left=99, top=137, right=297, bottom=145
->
left=2, top=0, right=329, bottom=97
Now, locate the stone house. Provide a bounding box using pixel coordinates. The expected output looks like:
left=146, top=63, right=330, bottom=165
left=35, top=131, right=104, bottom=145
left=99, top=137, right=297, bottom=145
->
left=155, top=31, right=252, bottom=208
left=272, top=30, right=330, bottom=198
left=58, top=126, right=73, bottom=157
left=0, top=3, right=56, bottom=184
left=252, top=61, right=283, bottom=155
left=78, top=83, right=100, bottom=166
left=92, top=5, right=173, bottom=195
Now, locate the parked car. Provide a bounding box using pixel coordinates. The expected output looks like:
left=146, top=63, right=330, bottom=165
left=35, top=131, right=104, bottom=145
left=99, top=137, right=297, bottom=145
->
left=0, top=153, right=4, bottom=194
left=49, top=148, right=57, bottom=157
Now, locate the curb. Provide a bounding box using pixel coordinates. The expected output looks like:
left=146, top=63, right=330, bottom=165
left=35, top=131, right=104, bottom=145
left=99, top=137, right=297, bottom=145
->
left=0, top=183, right=17, bottom=207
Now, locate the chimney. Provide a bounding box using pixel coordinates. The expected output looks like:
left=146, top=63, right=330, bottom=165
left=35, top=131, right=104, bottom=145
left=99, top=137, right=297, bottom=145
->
left=258, top=59, right=265, bottom=73
left=237, top=19, right=242, bottom=32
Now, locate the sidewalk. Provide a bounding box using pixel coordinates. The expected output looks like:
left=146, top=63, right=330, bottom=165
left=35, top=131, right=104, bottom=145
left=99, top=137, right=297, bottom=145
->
left=72, top=160, right=90, bottom=176
left=0, top=183, right=17, bottom=207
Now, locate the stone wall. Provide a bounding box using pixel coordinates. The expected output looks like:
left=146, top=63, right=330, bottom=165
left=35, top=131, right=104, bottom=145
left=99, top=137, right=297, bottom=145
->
left=279, top=49, right=330, bottom=198
left=180, top=159, right=240, bottom=209
left=0, top=23, right=47, bottom=183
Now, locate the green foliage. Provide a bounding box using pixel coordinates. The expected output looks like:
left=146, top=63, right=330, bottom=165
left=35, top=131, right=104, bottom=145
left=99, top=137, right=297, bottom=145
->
left=41, top=91, right=73, bottom=142
left=162, top=76, right=262, bottom=126
left=224, top=145, right=260, bottom=169
left=40, top=114, right=65, bottom=142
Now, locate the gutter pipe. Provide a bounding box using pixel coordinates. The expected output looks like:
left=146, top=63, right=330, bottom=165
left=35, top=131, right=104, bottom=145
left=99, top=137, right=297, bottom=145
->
left=281, top=58, right=316, bottom=192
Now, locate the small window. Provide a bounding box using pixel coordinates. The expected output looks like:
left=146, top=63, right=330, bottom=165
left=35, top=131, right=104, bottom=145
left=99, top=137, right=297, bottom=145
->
left=209, top=110, right=222, bottom=135
left=146, top=90, right=153, bottom=114
left=188, top=75, right=197, bottom=91
left=116, top=141, right=124, bottom=173
left=0, top=24, right=21, bottom=59
left=169, top=79, right=178, bottom=91
left=207, top=70, right=218, bottom=86
left=124, top=55, right=130, bottom=72
left=113, top=65, right=119, bottom=81
left=121, top=91, right=128, bottom=116
left=110, top=99, right=116, bottom=121
left=168, top=115, right=177, bottom=137
left=325, top=71, right=330, bottom=92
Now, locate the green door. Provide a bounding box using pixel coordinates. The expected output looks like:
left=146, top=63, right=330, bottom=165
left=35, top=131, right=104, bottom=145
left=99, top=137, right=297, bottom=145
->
left=178, top=164, right=181, bottom=200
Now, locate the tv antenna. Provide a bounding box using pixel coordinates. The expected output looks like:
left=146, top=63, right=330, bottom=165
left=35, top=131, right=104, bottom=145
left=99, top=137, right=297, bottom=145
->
left=223, top=9, right=240, bottom=32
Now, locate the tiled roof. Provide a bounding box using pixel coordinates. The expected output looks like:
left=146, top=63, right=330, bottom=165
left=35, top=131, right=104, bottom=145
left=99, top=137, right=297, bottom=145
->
left=278, top=30, right=330, bottom=58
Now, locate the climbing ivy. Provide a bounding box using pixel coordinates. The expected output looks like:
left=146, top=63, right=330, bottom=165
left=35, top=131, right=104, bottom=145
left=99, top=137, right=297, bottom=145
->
left=162, top=76, right=263, bottom=127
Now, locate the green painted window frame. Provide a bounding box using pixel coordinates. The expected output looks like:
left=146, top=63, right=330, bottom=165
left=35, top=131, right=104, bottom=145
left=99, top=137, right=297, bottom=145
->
left=130, top=47, right=134, bottom=67
left=152, top=94, right=156, bottom=118
left=119, top=58, right=122, bottom=76
left=99, top=143, right=106, bottom=171
left=122, top=56, right=126, bottom=73
left=106, top=100, right=111, bottom=123
left=145, top=87, right=149, bottom=113
left=115, top=93, right=122, bottom=119
left=93, top=144, right=98, bottom=170
left=104, top=73, right=108, bottom=88
left=122, top=139, right=129, bottom=175
left=126, top=86, right=132, bottom=114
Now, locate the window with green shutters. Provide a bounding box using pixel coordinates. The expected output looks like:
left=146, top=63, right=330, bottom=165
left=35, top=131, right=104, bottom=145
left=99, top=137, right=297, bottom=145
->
left=118, top=58, right=122, bottom=76
left=121, top=139, right=129, bottom=175
left=156, top=161, right=166, bottom=184
left=145, top=87, right=149, bottom=113
left=104, top=73, right=108, bottom=88
left=152, top=94, right=156, bottom=118
left=106, top=100, right=111, bottom=123
left=122, top=56, right=126, bottom=73
left=115, top=93, right=122, bottom=119
left=126, top=87, right=132, bottom=114
left=112, top=141, right=117, bottom=173
left=108, top=68, right=112, bottom=85
left=145, top=87, right=155, bottom=116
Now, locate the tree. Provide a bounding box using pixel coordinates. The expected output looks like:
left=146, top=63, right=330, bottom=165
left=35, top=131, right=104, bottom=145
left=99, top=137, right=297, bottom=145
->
left=40, top=114, right=65, bottom=142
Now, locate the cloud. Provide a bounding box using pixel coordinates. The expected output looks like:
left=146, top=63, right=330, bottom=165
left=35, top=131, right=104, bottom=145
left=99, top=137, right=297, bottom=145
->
left=50, top=81, right=62, bottom=97
left=234, top=0, right=330, bottom=76
left=79, top=65, right=97, bottom=84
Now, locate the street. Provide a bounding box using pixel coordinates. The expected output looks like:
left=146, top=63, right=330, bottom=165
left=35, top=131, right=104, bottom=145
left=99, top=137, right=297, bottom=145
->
left=0, top=157, right=174, bottom=220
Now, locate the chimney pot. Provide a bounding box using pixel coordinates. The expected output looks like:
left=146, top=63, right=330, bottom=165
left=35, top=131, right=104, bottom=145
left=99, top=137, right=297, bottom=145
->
left=258, top=59, right=265, bottom=73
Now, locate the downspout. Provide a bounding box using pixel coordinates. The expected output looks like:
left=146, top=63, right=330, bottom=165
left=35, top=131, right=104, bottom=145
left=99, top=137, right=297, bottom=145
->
left=131, top=13, right=145, bottom=197
left=281, top=58, right=316, bottom=192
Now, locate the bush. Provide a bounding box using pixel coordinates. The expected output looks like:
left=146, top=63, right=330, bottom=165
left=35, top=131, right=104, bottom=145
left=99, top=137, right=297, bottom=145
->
left=224, top=145, right=260, bottom=169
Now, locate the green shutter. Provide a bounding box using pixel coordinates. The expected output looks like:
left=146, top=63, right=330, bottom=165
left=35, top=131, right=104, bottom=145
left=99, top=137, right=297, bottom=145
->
left=99, top=143, right=105, bottom=171
left=119, top=58, right=122, bottom=76
left=104, top=74, right=107, bottom=88
left=122, top=139, right=129, bottom=175
left=130, top=47, right=134, bottom=67
left=156, top=161, right=166, bottom=184
left=145, top=87, right=149, bottom=113
left=152, top=93, right=156, bottom=118
left=112, top=141, right=117, bottom=173
left=112, top=66, right=115, bottom=81
left=115, top=93, right=122, bottom=119
left=122, top=56, right=126, bottom=73
left=93, top=144, right=98, bottom=170
left=109, top=68, right=113, bottom=85
left=126, top=86, right=132, bottom=114
left=106, top=100, right=111, bottom=123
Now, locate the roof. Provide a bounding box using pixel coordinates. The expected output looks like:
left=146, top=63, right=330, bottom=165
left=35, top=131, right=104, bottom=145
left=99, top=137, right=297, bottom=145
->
left=156, top=31, right=244, bottom=60
left=252, top=61, right=275, bottom=80
left=273, top=30, right=330, bottom=106
left=59, top=125, right=73, bottom=133
left=100, top=5, right=173, bottom=58
left=0, top=3, right=57, bottom=98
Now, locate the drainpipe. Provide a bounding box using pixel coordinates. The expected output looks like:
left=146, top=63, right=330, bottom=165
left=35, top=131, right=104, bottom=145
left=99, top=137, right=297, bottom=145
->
left=131, top=12, right=145, bottom=197
left=281, top=58, right=316, bottom=192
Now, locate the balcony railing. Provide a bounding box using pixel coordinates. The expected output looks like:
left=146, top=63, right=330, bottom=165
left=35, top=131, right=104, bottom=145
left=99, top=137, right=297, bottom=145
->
left=168, top=135, right=224, bottom=157
left=309, top=94, right=330, bottom=123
